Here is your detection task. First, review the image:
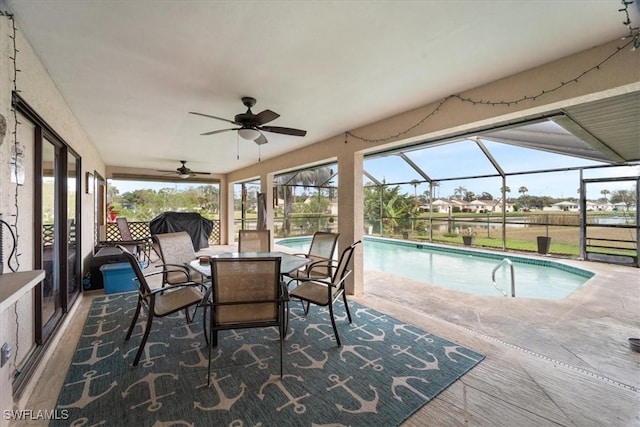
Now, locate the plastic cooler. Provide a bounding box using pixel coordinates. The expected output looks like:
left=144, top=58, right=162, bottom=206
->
left=99, top=262, right=137, bottom=294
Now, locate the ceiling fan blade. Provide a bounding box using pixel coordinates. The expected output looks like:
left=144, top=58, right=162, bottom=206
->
left=259, top=126, right=307, bottom=137
left=189, top=111, right=238, bottom=125
left=191, top=171, right=212, bottom=175
left=254, top=132, right=268, bottom=145
left=200, top=128, right=240, bottom=136
left=254, top=109, right=280, bottom=125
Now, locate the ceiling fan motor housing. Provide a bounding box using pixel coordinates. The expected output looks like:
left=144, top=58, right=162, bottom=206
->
left=234, top=113, right=255, bottom=125
left=241, top=97, right=256, bottom=108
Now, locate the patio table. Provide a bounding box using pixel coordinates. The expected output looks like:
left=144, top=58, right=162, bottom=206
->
left=188, top=251, right=311, bottom=337
left=187, top=251, right=312, bottom=279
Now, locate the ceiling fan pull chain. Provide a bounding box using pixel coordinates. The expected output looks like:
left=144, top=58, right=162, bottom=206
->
left=236, top=133, right=240, bottom=160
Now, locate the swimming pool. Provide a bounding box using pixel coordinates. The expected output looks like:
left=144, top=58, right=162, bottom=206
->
left=276, top=236, right=593, bottom=299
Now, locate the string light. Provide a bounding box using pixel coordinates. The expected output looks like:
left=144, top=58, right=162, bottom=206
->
left=619, top=0, right=640, bottom=50
left=348, top=1, right=638, bottom=144
left=1, top=10, right=24, bottom=375
left=1, top=10, right=22, bottom=271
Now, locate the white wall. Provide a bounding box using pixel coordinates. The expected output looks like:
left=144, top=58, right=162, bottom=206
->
left=0, top=14, right=105, bottom=422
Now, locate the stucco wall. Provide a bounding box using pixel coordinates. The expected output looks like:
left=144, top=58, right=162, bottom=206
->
left=0, top=14, right=105, bottom=422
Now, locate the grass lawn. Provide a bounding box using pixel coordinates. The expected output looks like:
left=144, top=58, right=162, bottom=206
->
left=409, top=223, right=635, bottom=257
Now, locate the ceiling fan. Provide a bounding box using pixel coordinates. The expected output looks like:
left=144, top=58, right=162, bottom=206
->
left=190, top=97, right=307, bottom=145
left=157, top=160, right=211, bottom=179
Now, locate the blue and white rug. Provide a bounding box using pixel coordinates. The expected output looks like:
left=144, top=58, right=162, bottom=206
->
left=53, top=293, right=484, bottom=426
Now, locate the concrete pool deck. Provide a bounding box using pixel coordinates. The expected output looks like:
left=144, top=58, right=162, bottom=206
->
left=356, top=255, right=640, bottom=426
left=14, top=245, right=639, bottom=426
left=275, top=239, right=639, bottom=424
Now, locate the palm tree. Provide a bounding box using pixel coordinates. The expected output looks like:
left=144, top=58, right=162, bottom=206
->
left=600, top=189, right=610, bottom=202
left=431, top=181, right=440, bottom=199
left=410, top=180, right=420, bottom=207
left=275, top=167, right=334, bottom=235
left=454, top=185, right=466, bottom=201
left=518, top=186, right=528, bottom=209
left=500, top=186, right=511, bottom=200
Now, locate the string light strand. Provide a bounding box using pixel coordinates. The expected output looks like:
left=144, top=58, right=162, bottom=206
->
left=619, top=0, right=640, bottom=50
left=2, top=11, right=22, bottom=271
left=347, top=2, right=637, bottom=144
left=2, top=11, right=22, bottom=270
left=1, top=10, right=23, bottom=375
left=346, top=96, right=451, bottom=143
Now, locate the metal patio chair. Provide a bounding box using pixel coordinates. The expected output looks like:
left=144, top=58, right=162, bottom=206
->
left=289, top=240, right=360, bottom=346
left=284, top=231, right=340, bottom=286
left=153, top=231, right=206, bottom=288
left=238, top=229, right=271, bottom=252
left=202, top=256, right=287, bottom=385
left=96, top=217, right=151, bottom=266
left=120, top=245, right=206, bottom=366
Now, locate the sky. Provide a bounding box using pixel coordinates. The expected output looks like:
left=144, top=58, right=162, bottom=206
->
left=110, top=140, right=639, bottom=201
left=363, top=140, right=639, bottom=200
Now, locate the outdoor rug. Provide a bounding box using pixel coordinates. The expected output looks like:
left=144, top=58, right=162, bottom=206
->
left=53, top=292, right=484, bottom=426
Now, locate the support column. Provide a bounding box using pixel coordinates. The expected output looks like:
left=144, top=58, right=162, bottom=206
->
left=260, top=172, right=275, bottom=246
left=223, top=179, right=234, bottom=246
left=337, top=151, right=364, bottom=295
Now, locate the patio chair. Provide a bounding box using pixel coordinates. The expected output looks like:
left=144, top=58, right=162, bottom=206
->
left=96, top=217, right=151, bottom=266
left=238, top=229, right=271, bottom=252
left=289, top=240, right=360, bottom=346
left=153, top=231, right=205, bottom=287
left=203, top=256, right=287, bottom=385
left=119, top=245, right=205, bottom=366
left=284, top=231, right=340, bottom=286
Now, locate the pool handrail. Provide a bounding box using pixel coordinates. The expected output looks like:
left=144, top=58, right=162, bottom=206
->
left=492, top=258, right=516, bottom=297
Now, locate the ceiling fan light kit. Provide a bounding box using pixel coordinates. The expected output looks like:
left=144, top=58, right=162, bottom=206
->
left=237, top=128, right=261, bottom=140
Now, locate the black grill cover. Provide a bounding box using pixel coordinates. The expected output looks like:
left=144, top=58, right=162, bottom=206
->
left=149, top=212, right=213, bottom=251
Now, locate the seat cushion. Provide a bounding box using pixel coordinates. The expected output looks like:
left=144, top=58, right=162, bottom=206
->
left=289, top=282, right=332, bottom=306
left=166, top=269, right=190, bottom=285
left=154, top=286, right=203, bottom=316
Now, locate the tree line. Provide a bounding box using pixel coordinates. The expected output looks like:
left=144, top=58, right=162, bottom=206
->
left=108, top=185, right=220, bottom=221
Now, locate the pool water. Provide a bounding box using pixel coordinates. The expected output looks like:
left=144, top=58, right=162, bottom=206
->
left=277, top=237, right=593, bottom=299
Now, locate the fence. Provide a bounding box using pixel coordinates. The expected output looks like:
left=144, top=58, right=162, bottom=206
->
left=106, top=220, right=221, bottom=245
left=234, top=214, right=338, bottom=240
left=366, top=212, right=637, bottom=259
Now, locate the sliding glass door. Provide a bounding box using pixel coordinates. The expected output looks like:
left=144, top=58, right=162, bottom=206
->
left=14, top=94, right=81, bottom=345
left=40, top=137, right=61, bottom=337
left=67, top=151, right=80, bottom=304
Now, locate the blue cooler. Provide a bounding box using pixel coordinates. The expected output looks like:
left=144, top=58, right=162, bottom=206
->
left=100, top=262, right=137, bottom=294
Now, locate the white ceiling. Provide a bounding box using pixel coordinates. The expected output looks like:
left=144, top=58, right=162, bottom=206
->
left=3, top=0, right=637, bottom=176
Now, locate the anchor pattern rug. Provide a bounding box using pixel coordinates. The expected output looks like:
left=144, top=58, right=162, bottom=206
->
left=53, top=293, right=484, bottom=426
